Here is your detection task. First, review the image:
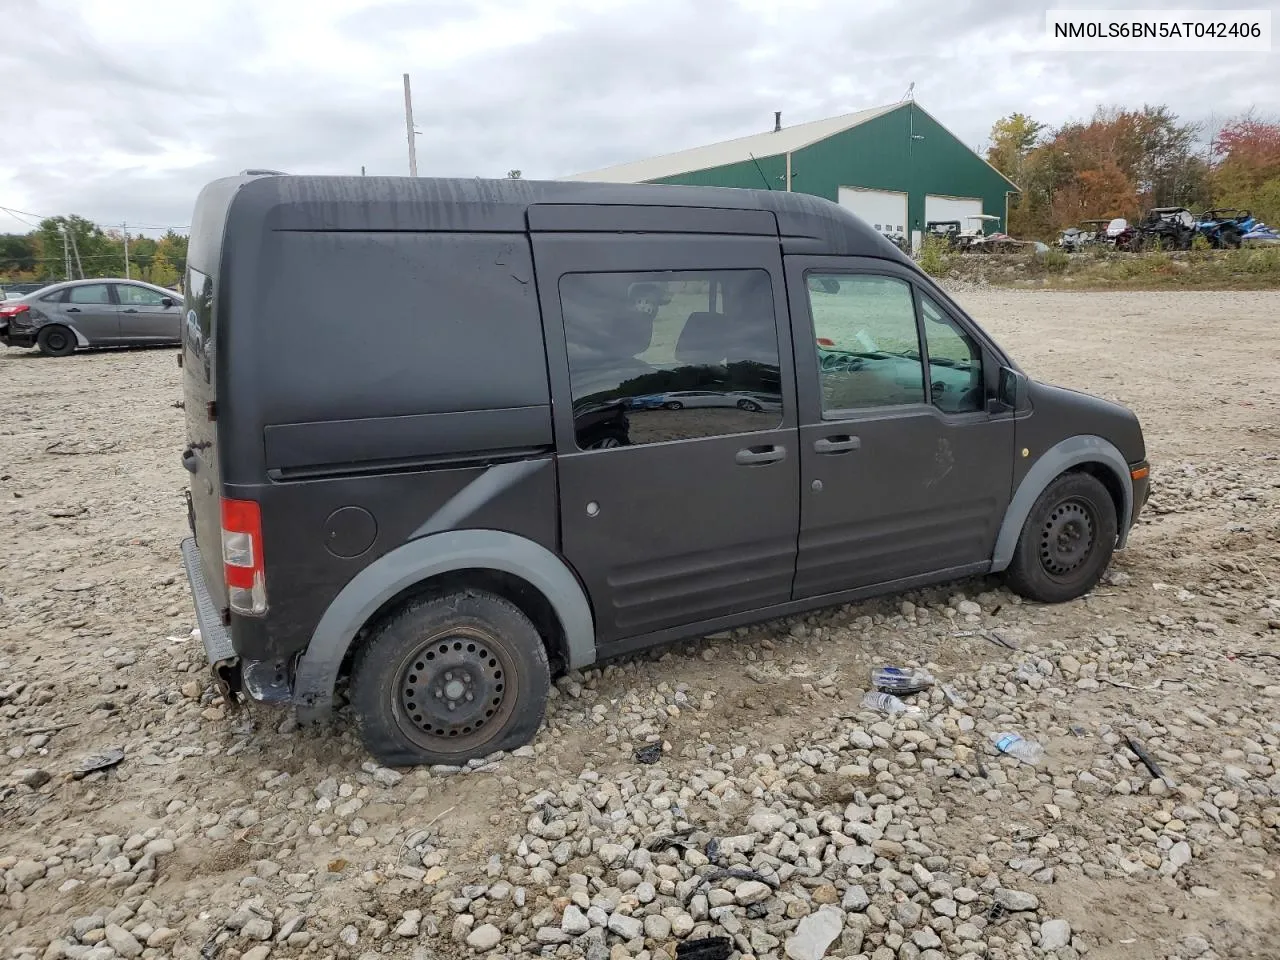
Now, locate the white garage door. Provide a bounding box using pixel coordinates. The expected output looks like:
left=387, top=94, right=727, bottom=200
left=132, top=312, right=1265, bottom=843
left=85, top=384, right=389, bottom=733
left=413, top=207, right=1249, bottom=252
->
left=837, top=187, right=908, bottom=237
left=925, top=195, right=983, bottom=228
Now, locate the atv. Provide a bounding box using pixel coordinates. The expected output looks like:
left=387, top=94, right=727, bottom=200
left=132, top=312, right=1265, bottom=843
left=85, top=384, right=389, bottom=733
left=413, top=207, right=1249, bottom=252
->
left=1136, top=207, right=1198, bottom=251
left=1195, top=209, right=1248, bottom=249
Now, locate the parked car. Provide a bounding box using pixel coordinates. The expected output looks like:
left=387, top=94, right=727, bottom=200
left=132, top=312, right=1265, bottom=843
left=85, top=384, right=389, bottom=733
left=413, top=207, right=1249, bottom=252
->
left=1, top=280, right=54, bottom=299
left=0, top=278, right=182, bottom=356
left=179, top=173, right=1150, bottom=768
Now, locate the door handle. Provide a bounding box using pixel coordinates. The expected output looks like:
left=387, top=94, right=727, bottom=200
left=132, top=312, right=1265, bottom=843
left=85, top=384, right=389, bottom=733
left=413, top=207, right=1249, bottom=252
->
left=66, top=307, right=81, bottom=313
left=735, top=444, right=786, bottom=466
left=123, top=308, right=138, bottom=313
left=813, top=435, right=861, bottom=454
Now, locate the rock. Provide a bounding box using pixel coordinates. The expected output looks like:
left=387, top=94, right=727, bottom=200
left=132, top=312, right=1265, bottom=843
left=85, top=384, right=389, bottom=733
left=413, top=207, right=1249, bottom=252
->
left=103, top=925, right=143, bottom=959
left=561, top=905, right=590, bottom=935
left=13, top=859, right=46, bottom=887
left=143, top=838, right=174, bottom=856
left=812, top=883, right=839, bottom=905
left=670, top=912, right=695, bottom=937
left=785, top=906, right=844, bottom=960
left=241, top=917, right=273, bottom=941
left=598, top=843, right=628, bottom=868
left=396, top=910, right=422, bottom=938
left=914, top=929, right=943, bottom=950
left=607, top=913, right=643, bottom=940
left=644, top=914, right=671, bottom=940
left=1169, top=841, right=1192, bottom=869
left=747, top=811, right=787, bottom=833
left=146, top=929, right=178, bottom=948
left=15, top=768, right=51, bottom=788
left=734, top=880, right=773, bottom=904
left=242, top=948, right=271, bottom=960
left=994, top=888, right=1039, bottom=912
left=842, top=885, right=870, bottom=911
left=466, top=923, right=502, bottom=950
left=957, top=600, right=981, bottom=616
left=1182, top=935, right=1211, bottom=957
left=1040, top=919, right=1072, bottom=951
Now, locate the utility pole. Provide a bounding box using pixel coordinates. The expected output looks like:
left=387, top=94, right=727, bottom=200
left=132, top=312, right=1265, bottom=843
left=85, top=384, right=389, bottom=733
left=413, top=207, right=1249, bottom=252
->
left=68, top=230, right=84, bottom=279
left=403, top=73, right=418, bottom=177
left=122, top=222, right=130, bottom=279
left=57, top=224, right=70, bottom=280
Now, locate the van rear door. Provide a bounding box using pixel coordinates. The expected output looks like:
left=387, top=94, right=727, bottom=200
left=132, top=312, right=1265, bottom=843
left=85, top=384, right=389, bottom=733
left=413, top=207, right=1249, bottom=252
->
left=181, top=263, right=228, bottom=612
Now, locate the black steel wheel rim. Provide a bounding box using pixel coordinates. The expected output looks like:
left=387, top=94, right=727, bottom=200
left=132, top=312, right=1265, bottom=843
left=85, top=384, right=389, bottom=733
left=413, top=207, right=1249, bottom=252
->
left=1039, top=498, right=1096, bottom=577
left=394, top=626, right=515, bottom=754
left=47, top=330, right=69, bottom=350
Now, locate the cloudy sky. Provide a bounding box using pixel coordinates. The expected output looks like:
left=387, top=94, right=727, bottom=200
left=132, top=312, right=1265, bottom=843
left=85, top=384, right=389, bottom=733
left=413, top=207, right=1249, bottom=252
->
left=1, top=0, right=1276, bottom=235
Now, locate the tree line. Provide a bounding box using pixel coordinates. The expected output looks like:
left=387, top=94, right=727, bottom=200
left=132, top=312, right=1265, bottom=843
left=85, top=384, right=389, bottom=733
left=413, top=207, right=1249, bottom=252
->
left=987, top=105, right=1280, bottom=239
left=0, top=215, right=188, bottom=287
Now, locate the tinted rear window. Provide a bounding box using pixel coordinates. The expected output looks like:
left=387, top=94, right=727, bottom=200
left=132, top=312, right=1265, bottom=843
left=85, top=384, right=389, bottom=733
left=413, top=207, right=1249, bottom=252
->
left=247, top=232, right=547, bottom=424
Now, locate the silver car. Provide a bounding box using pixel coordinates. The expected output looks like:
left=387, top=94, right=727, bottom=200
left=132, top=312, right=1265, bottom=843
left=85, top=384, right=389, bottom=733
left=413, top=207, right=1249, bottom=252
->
left=0, top=278, right=182, bottom=357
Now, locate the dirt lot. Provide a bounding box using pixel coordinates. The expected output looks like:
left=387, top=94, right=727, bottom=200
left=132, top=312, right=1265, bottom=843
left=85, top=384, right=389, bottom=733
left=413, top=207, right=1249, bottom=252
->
left=1, top=289, right=1278, bottom=960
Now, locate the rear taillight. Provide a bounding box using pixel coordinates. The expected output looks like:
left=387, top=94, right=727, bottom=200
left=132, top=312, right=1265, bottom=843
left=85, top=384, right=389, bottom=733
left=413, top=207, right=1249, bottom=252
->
left=0, top=304, right=30, bottom=319
left=220, top=497, right=267, bottom=616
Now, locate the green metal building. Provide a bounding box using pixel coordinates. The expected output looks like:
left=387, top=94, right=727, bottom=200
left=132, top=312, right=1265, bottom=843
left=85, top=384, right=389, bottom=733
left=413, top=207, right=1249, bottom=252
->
left=567, top=101, right=1019, bottom=250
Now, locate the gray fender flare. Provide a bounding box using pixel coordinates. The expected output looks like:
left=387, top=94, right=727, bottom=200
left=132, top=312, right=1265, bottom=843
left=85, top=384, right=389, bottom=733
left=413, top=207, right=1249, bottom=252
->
left=990, top=434, right=1133, bottom=572
left=292, top=529, right=596, bottom=722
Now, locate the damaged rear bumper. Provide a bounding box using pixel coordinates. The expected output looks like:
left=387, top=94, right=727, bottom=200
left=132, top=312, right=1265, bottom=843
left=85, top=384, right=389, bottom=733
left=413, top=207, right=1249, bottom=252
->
left=181, top=537, right=292, bottom=704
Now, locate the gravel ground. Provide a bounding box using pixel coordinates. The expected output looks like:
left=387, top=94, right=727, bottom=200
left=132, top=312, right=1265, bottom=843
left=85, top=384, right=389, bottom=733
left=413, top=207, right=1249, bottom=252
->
left=1, top=289, right=1278, bottom=960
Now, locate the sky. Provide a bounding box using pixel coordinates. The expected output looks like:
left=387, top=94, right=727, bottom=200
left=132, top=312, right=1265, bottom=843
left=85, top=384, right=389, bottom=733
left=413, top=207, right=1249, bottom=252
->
left=1, top=0, right=1277, bottom=236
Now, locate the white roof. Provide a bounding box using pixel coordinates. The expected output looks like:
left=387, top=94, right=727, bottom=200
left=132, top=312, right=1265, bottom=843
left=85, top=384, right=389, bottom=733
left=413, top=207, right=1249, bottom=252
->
left=565, top=103, right=903, bottom=183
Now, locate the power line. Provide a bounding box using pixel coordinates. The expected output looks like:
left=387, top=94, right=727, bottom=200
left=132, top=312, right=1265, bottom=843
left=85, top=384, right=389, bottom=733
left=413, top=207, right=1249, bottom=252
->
left=0, top=204, right=190, bottom=233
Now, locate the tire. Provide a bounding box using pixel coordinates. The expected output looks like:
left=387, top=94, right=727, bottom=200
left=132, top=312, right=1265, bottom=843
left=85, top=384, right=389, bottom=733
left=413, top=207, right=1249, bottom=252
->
left=1003, top=471, right=1118, bottom=604
left=349, top=589, right=551, bottom=767
left=664, top=401, right=683, bottom=410
left=36, top=325, right=75, bottom=357
left=736, top=399, right=762, bottom=412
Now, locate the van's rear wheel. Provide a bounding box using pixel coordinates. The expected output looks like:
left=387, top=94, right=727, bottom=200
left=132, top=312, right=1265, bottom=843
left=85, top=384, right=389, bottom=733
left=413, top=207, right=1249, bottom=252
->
left=36, top=325, right=75, bottom=357
left=350, top=590, right=550, bottom=767
left=1003, top=472, right=1118, bottom=604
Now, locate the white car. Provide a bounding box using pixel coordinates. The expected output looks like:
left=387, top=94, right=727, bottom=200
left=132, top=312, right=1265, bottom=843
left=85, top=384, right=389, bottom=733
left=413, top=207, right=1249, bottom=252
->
left=658, top=390, right=781, bottom=412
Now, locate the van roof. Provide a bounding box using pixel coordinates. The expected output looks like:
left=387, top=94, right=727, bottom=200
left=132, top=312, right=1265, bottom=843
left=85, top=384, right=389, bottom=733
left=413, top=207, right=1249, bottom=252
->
left=188, top=174, right=911, bottom=273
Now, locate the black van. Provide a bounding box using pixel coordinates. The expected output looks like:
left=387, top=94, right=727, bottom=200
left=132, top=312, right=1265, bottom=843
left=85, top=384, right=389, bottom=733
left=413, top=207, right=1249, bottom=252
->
left=179, top=174, right=1150, bottom=767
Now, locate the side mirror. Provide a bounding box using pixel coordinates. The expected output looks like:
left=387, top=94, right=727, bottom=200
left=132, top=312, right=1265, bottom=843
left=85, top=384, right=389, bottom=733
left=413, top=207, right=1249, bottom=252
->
left=996, top=366, right=1026, bottom=410
left=162, top=297, right=175, bottom=308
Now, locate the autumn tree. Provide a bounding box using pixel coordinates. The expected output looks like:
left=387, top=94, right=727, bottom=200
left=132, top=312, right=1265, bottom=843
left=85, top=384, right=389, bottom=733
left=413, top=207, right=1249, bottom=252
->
left=1212, top=113, right=1280, bottom=223
left=148, top=250, right=180, bottom=287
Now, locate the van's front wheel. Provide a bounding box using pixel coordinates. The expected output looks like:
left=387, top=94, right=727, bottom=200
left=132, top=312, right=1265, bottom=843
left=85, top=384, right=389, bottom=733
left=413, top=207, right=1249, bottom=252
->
left=1003, top=471, right=1118, bottom=604
left=350, top=590, right=550, bottom=767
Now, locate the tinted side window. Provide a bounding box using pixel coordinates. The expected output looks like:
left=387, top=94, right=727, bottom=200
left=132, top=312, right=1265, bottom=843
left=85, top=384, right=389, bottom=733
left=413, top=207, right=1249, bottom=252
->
left=560, top=270, right=781, bottom=449
left=67, top=284, right=110, bottom=305
left=117, top=284, right=167, bottom=306
left=40, top=288, right=67, bottom=303
left=255, top=233, right=547, bottom=424
left=807, top=274, right=924, bottom=415
left=920, top=293, right=984, bottom=414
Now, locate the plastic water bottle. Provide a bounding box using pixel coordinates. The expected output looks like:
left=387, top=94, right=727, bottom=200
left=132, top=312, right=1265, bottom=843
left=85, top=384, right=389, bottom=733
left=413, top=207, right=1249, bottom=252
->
left=989, top=731, right=1045, bottom=766
left=871, top=666, right=935, bottom=695
left=861, top=691, right=909, bottom=715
